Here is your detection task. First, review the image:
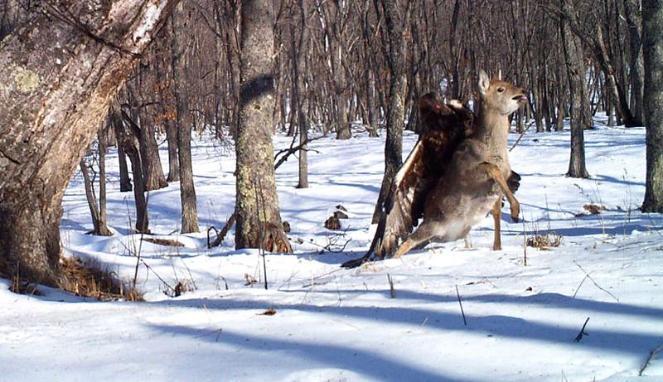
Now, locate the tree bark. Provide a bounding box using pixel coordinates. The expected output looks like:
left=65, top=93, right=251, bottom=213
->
left=624, top=0, right=645, bottom=125
left=0, top=0, right=175, bottom=285
left=235, top=0, right=291, bottom=253
left=372, top=0, right=405, bottom=224
left=294, top=0, right=309, bottom=189
left=642, top=0, right=663, bottom=212
left=97, top=125, right=111, bottom=235
left=111, top=108, right=149, bottom=233
left=79, top=128, right=112, bottom=236
left=118, top=145, right=133, bottom=192
left=561, top=0, right=590, bottom=178
left=165, top=119, right=180, bottom=182
left=171, top=3, right=199, bottom=233
left=139, top=117, right=168, bottom=191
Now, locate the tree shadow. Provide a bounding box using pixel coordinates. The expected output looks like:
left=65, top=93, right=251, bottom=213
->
left=148, top=323, right=473, bottom=382
left=149, top=293, right=663, bottom=358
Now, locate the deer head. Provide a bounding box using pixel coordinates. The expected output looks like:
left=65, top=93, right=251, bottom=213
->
left=478, top=70, right=527, bottom=115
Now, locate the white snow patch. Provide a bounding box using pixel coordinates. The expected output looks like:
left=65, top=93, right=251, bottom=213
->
left=2, top=119, right=663, bottom=381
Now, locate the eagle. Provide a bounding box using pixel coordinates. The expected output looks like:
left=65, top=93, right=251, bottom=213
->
left=342, top=89, right=522, bottom=268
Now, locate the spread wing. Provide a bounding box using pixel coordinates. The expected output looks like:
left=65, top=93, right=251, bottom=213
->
left=373, top=94, right=474, bottom=258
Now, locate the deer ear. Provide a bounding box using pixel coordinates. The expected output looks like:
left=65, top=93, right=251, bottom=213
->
left=479, top=70, right=490, bottom=95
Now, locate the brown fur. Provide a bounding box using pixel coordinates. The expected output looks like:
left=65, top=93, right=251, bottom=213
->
left=392, top=71, right=525, bottom=258
left=341, top=72, right=526, bottom=268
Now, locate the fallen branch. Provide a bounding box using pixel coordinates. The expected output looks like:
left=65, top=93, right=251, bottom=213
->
left=509, top=120, right=536, bottom=152
left=639, top=343, right=663, bottom=376
left=208, top=212, right=237, bottom=248
left=456, top=285, right=467, bottom=326
left=574, top=317, right=590, bottom=342
left=573, top=261, right=619, bottom=302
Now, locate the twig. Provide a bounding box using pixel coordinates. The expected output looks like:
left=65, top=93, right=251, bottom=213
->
left=206, top=226, right=219, bottom=248
left=208, top=212, right=237, bottom=248
left=574, top=317, right=590, bottom=342
left=572, top=274, right=589, bottom=298
left=509, top=120, right=536, bottom=151
left=573, top=261, right=619, bottom=302
left=456, top=285, right=467, bottom=326
left=273, top=135, right=323, bottom=170
left=387, top=274, right=395, bottom=298
left=639, top=343, right=663, bottom=376
left=522, top=218, right=528, bottom=266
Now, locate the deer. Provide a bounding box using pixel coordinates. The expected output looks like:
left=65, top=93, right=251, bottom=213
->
left=389, top=71, right=526, bottom=258
left=340, top=70, right=526, bottom=268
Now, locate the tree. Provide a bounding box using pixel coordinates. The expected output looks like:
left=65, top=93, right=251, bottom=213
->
left=372, top=0, right=407, bottom=223
left=79, top=124, right=113, bottom=237
left=0, top=0, right=177, bottom=286
left=642, top=0, right=663, bottom=212
left=234, top=0, right=291, bottom=253
left=561, top=0, right=590, bottom=178
left=112, top=106, right=150, bottom=233
left=171, top=2, right=199, bottom=233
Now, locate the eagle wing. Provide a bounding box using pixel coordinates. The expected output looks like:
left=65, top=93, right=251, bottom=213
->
left=374, top=94, right=474, bottom=258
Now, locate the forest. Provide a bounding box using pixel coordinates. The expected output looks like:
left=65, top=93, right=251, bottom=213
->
left=1, top=0, right=663, bottom=381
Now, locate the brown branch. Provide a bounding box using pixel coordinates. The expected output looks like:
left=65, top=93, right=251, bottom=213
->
left=208, top=212, right=237, bottom=248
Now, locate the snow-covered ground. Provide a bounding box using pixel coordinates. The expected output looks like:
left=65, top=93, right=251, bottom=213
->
left=2, top=122, right=663, bottom=381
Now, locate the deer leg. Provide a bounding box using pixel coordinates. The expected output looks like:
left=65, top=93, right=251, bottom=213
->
left=492, top=198, right=502, bottom=250
left=481, top=163, right=520, bottom=222
left=393, top=222, right=438, bottom=259
left=464, top=234, right=472, bottom=249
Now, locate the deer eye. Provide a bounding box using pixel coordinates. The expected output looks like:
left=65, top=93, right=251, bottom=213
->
left=497, top=87, right=505, bottom=93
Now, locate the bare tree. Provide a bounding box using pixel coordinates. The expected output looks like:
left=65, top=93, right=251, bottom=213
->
left=561, top=0, right=590, bottom=178
left=235, top=0, right=291, bottom=253
left=171, top=2, right=199, bottom=233
left=79, top=124, right=113, bottom=236
left=372, top=0, right=407, bottom=223
left=0, top=0, right=176, bottom=285
left=642, top=0, right=663, bottom=212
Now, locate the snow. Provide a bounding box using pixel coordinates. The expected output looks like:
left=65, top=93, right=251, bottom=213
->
left=2, top=120, right=663, bottom=381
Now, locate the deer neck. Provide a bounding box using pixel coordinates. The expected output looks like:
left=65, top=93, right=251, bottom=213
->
left=476, top=107, right=510, bottom=156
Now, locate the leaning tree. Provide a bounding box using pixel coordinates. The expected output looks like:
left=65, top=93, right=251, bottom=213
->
left=0, top=0, right=178, bottom=286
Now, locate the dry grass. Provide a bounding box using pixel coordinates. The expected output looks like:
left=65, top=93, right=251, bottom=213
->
left=169, top=280, right=195, bottom=297
left=10, top=277, right=43, bottom=296
left=141, top=237, right=185, bottom=247
left=526, top=233, right=563, bottom=250
left=583, top=203, right=606, bottom=215
left=60, top=257, right=142, bottom=301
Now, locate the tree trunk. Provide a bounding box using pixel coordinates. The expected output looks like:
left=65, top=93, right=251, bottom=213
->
left=171, top=3, right=199, bottom=233
left=624, top=0, right=645, bottom=125
left=79, top=129, right=112, bottom=236
left=139, top=118, right=168, bottom=191
left=118, top=145, right=133, bottom=192
left=372, top=0, right=405, bottom=224
left=111, top=108, right=150, bottom=233
left=561, top=2, right=590, bottom=178
left=294, top=0, right=309, bottom=189
left=235, top=0, right=292, bottom=253
left=0, top=0, right=175, bottom=285
left=165, top=119, right=180, bottom=182
left=97, top=126, right=111, bottom=235
left=642, top=0, right=663, bottom=212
